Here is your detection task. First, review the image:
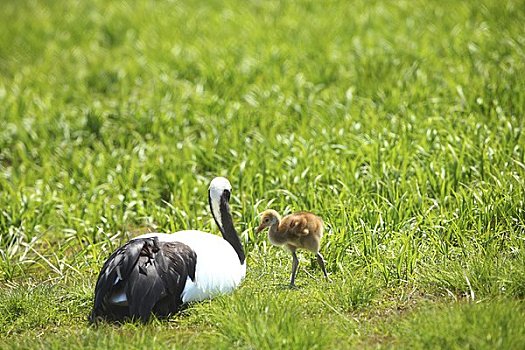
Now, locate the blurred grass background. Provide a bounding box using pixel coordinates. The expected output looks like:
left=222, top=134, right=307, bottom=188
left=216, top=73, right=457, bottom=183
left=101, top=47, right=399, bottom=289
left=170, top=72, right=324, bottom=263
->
left=1, top=0, right=524, bottom=348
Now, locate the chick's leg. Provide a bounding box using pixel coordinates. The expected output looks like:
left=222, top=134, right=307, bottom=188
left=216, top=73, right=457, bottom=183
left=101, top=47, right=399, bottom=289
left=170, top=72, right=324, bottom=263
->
left=290, top=250, right=299, bottom=287
left=316, top=252, right=329, bottom=279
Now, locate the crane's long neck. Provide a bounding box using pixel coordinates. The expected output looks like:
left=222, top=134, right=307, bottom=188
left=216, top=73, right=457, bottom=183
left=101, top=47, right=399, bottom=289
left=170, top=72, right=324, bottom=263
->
left=209, top=192, right=245, bottom=264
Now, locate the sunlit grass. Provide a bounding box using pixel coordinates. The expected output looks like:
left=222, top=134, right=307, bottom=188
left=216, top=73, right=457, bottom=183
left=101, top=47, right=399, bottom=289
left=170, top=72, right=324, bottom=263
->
left=1, top=0, right=524, bottom=348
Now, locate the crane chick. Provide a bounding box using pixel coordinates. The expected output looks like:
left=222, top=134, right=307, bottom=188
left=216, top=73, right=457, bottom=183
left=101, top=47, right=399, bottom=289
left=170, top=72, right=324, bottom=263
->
left=256, top=209, right=328, bottom=286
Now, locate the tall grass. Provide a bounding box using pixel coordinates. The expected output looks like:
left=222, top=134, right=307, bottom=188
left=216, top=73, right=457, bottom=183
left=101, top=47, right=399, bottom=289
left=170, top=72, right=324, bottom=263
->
left=1, top=0, right=524, bottom=348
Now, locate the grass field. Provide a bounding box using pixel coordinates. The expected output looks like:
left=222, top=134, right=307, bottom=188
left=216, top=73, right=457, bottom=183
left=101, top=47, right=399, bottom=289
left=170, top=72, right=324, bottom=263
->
left=1, top=0, right=525, bottom=348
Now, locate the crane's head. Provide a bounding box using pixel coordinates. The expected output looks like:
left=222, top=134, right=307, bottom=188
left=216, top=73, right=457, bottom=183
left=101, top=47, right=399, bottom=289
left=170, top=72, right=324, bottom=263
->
left=208, top=177, right=232, bottom=230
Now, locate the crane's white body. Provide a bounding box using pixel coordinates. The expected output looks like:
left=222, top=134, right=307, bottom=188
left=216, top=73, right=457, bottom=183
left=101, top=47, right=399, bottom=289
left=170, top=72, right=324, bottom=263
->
left=134, top=231, right=246, bottom=303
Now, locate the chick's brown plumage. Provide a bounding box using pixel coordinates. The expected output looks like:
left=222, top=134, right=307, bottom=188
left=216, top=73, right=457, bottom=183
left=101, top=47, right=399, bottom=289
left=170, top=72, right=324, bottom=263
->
left=256, top=209, right=328, bottom=286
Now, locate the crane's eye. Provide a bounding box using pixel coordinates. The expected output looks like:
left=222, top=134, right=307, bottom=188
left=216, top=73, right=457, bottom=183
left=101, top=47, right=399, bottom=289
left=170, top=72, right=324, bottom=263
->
left=264, top=218, right=270, bottom=223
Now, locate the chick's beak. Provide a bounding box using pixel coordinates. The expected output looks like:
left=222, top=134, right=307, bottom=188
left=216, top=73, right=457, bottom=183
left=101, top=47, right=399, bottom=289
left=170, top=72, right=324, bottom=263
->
left=255, top=223, right=266, bottom=234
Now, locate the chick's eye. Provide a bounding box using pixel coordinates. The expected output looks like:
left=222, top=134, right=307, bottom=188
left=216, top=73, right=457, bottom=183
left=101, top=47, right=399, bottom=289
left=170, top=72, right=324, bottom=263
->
left=264, top=218, right=269, bottom=223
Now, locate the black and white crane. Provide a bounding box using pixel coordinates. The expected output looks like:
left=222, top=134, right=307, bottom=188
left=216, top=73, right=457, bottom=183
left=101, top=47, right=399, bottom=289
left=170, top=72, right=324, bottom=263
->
left=89, top=177, right=246, bottom=322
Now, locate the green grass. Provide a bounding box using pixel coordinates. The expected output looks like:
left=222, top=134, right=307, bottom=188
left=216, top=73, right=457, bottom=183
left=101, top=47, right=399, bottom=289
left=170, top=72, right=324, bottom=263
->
left=1, top=0, right=525, bottom=348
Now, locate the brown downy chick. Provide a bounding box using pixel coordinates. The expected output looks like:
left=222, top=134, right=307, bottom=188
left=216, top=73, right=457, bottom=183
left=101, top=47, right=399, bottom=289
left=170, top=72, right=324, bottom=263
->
left=256, top=209, right=329, bottom=286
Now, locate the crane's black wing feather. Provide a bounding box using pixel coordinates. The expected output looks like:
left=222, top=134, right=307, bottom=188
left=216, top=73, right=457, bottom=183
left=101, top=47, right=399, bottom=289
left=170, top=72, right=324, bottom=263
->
left=90, top=237, right=197, bottom=323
